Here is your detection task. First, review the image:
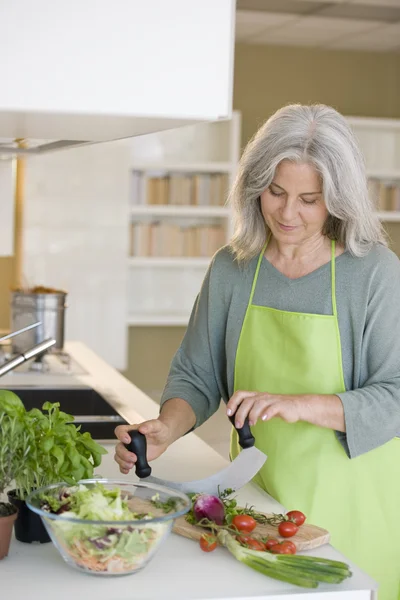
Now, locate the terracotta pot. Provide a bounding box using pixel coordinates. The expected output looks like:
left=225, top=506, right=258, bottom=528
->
left=0, top=509, right=18, bottom=559
left=7, top=491, right=50, bottom=544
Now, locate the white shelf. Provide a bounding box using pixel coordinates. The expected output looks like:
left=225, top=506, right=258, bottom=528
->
left=131, top=161, right=233, bottom=173
left=127, top=313, right=190, bottom=326
left=128, top=257, right=211, bottom=267
left=126, top=112, right=241, bottom=327
left=376, top=211, right=400, bottom=222
left=347, top=116, right=400, bottom=131
left=367, top=170, right=400, bottom=180
left=130, top=205, right=229, bottom=217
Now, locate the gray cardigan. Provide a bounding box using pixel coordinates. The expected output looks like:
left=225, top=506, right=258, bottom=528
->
left=161, top=244, right=400, bottom=459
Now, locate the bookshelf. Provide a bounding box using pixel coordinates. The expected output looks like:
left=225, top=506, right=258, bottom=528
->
left=346, top=117, right=400, bottom=222
left=130, top=205, right=230, bottom=218
left=127, top=112, right=241, bottom=326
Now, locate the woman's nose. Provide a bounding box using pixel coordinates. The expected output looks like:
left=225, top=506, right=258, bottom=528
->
left=280, top=198, right=297, bottom=221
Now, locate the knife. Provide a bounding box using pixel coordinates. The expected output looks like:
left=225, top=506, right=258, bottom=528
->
left=124, top=416, right=267, bottom=495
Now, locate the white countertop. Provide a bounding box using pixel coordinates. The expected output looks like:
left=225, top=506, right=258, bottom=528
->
left=1, top=342, right=378, bottom=599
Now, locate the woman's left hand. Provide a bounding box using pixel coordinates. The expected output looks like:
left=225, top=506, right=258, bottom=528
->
left=226, top=390, right=304, bottom=428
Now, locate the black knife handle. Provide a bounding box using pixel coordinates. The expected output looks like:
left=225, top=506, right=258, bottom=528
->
left=228, top=415, right=255, bottom=449
left=124, top=430, right=152, bottom=478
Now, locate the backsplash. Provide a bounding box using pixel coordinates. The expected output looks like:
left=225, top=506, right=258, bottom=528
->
left=22, top=140, right=131, bottom=370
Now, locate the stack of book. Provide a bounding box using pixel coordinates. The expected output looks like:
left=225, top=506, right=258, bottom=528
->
left=131, top=171, right=229, bottom=206
left=368, top=179, right=400, bottom=211
left=129, top=223, right=226, bottom=257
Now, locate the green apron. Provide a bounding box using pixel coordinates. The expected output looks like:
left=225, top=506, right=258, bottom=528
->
left=231, top=240, right=400, bottom=600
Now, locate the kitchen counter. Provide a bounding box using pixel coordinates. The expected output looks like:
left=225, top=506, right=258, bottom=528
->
left=1, top=342, right=378, bottom=599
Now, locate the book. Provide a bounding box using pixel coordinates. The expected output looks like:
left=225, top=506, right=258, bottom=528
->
left=130, top=171, right=144, bottom=205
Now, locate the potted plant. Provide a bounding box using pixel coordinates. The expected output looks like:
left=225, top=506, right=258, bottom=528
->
left=0, top=390, right=107, bottom=544
left=0, top=407, right=31, bottom=559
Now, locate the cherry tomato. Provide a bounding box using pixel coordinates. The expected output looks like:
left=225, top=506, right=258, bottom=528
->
left=237, top=535, right=265, bottom=551
left=246, top=538, right=265, bottom=551
left=199, top=534, right=217, bottom=552
left=236, top=533, right=251, bottom=544
left=232, top=514, right=257, bottom=533
left=280, top=541, right=297, bottom=554
left=286, top=510, right=306, bottom=527
left=264, top=538, right=279, bottom=551
left=278, top=521, right=298, bottom=538
left=270, top=541, right=296, bottom=554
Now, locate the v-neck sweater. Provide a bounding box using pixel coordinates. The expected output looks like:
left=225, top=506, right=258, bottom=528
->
left=160, top=243, right=400, bottom=459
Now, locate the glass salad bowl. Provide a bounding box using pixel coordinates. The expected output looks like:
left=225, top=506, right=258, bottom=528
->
left=26, top=478, right=191, bottom=576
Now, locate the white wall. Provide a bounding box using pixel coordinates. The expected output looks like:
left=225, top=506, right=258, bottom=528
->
left=23, top=141, right=130, bottom=369
left=0, top=161, right=14, bottom=256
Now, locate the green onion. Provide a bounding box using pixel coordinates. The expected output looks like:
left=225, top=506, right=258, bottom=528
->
left=217, top=530, right=352, bottom=589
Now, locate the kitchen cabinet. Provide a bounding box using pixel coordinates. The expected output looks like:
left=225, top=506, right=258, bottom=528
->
left=4, top=385, right=127, bottom=439
left=1, top=341, right=378, bottom=599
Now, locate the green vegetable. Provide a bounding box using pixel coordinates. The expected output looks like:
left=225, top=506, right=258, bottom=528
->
left=0, top=409, right=31, bottom=515
left=150, top=493, right=185, bottom=514
left=39, top=483, right=167, bottom=574
left=0, top=389, right=25, bottom=417
left=185, top=489, right=352, bottom=589
left=73, top=484, right=133, bottom=520
left=186, top=488, right=264, bottom=526
left=0, top=390, right=107, bottom=499
left=217, top=530, right=352, bottom=588
left=192, top=494, right=225, bottom=525
left=220, top=488, right=261, bottom=525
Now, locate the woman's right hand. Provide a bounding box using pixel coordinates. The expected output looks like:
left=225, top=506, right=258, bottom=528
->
left=114, top=419, right=172, bottom=475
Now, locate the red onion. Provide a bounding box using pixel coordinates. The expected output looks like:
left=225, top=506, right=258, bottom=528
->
left=193, top=494, right=225, bottom=525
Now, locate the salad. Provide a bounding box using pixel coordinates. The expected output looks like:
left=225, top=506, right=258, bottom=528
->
left=37, top=483, right=170, bottom=574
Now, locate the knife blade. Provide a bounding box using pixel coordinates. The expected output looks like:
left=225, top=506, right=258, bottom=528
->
left=124, top=416, right=267, bottom=495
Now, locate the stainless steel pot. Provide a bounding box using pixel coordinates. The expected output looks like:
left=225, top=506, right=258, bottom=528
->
left=10, top=291, right=67, bottom=353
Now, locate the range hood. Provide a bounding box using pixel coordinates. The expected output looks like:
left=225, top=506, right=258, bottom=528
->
left=0, top=139, right=86, bottom=159
left=0, top=0, right=235, bottom=155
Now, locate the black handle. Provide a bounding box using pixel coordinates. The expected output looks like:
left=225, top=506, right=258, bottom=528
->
left=124, top=430, right=152, bottom=478
left=228, top=415, right=255, bottom=449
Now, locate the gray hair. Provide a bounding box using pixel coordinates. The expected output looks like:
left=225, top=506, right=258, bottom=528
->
left=229, top=103, right=386, bottom=261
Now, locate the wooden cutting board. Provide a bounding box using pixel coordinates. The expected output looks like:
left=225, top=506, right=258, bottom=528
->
left=172, top=511, right=330, bottom=552
left=128, top=497, right=330, bottom=552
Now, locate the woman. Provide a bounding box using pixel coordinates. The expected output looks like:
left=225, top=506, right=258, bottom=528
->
left=115, top=104, right=400, bottom=599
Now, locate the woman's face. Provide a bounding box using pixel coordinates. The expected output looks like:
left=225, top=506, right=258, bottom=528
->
left=260, top=160, right=328, bottom=246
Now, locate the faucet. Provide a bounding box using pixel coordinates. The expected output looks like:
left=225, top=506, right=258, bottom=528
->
left=0, top=338, right=56, bottom=377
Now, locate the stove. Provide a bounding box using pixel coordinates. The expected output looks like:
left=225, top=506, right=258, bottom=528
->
left=0, top=346, right=87, bottom=377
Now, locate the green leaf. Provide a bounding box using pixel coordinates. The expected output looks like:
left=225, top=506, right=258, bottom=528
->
left=62, top=473, right=76, bottom=485
left=40, top=436, right=54, bottom=452
left=50, top=445, right=64, bottom=470
left=79, top=454, right=94, bottom=478
left=78, top=433, right=107, bottom=455
left=42, top=401, right=60, bottom=412
left=60, top=460, right=72, bottom=475
left=67, top=447, right=81, bottom=469
left=90, top=451, right=102, bottom=468
left=0, top=390, right=25, bottom=417
left=26, top=408, right=47, bottom=422
left=65, top=424, right=78, bottom=438
left=58, top=410, right=74, bottom=423
left=71, top=463, right=85, bottom=482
